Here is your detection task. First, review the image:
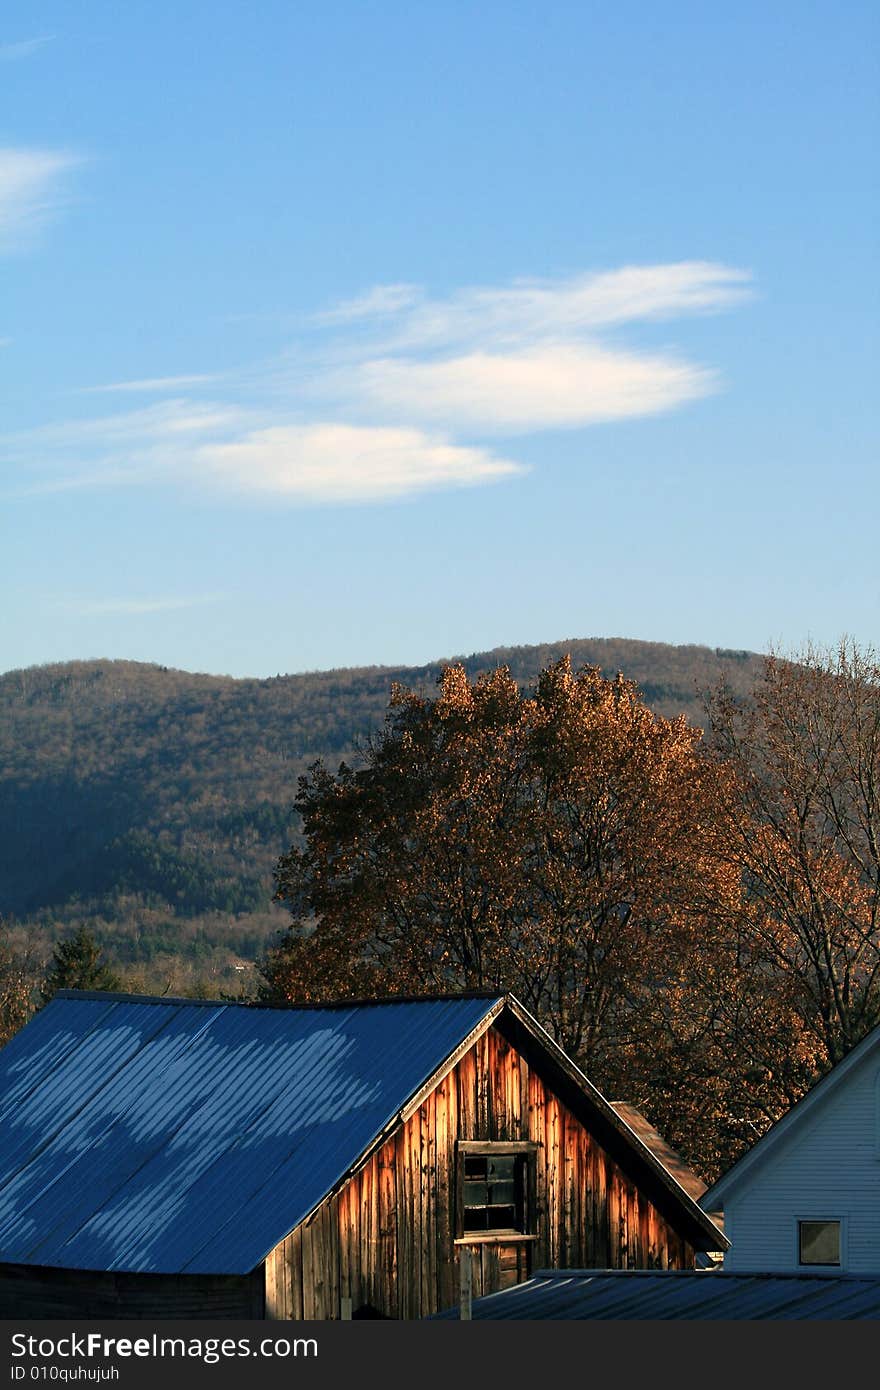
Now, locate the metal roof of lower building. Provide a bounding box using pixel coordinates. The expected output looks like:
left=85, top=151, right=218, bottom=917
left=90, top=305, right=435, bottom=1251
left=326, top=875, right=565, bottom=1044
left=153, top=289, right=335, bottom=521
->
left=0, top=991, right=502, bottom=1277
left=430, top=1269, right=880, bottom=1319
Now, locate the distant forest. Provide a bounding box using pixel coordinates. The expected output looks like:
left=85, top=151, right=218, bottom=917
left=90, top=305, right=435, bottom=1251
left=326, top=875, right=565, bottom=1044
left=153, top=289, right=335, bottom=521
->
left=0, top=637, right=762, bottom=996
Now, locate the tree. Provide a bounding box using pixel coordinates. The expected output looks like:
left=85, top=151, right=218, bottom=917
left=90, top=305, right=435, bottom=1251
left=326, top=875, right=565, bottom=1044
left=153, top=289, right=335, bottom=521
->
left=707, top=639, right=880, bottom=1069
left=40, top=925, right=122, bottom=1003
left=267, top=659, right=738, bottom=1117
left=0, top=929, right=36, bottom=1046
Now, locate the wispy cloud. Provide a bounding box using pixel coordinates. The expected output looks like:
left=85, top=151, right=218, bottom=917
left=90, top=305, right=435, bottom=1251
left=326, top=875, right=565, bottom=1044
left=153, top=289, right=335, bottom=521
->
left=12, top=399, right=247, bottom=449
left=9, top=261, right=751, bottom=504
left=322, top=262, right=752, bottom=353
left=315, top=282, right=422, bottom=325
left=3, top=400, right=250, bottom=496
left=78, top=373, right=221, bottom=395
left=56, top=594, right=225, bottom=618
left=0, top=36, right=54, bottom=62
left=0, top=146, right=80, bottom=251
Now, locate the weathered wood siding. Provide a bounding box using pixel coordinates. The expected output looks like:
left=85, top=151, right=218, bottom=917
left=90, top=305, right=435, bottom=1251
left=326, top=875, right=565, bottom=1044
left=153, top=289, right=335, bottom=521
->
left=0, top=1263, right=264, bottom=1318
left=264, top=1025, right=694, bottom=1319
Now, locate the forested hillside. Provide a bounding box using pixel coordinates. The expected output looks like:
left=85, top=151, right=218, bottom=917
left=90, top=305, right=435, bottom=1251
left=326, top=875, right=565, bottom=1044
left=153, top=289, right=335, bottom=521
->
left=0, top=638, right=762, bottom=994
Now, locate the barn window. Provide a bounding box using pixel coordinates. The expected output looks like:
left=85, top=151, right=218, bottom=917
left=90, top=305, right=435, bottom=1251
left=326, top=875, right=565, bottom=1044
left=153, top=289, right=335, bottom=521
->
left=798, top=1220, right=841, bottom=1266
left=456, top=1142, right=537, bottom=1237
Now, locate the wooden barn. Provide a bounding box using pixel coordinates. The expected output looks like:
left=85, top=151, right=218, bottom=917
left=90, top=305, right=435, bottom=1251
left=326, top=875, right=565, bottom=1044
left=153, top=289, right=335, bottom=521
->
left=0, top=989, right=726, bottom=1318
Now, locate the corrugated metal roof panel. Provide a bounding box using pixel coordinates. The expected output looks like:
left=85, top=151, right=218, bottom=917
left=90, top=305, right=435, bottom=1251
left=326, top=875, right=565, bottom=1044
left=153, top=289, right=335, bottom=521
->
left=0, top=992, right=502, bottom=1276
left=430, top=1269, right=880, bottom=1319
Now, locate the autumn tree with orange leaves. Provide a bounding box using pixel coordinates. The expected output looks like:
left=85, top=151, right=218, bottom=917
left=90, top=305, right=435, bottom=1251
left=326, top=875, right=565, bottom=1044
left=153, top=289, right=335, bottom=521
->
left=707, top=640, right=880, bottom=1070
left=608, top=641, right=880, bottom=1173
left=266, top=658, right=744, bottom=1163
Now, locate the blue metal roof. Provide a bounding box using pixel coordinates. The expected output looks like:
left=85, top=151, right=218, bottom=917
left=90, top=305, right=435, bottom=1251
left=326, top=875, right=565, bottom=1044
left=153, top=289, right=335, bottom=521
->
left=0, top=991, right=502, bottom=1276
left=430, top=1269, right=880, bottom=1320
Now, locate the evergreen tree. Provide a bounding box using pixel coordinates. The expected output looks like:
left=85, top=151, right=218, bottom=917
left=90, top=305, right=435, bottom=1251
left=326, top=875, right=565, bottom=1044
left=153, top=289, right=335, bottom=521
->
left=41, top=926, right=122, bottom=1003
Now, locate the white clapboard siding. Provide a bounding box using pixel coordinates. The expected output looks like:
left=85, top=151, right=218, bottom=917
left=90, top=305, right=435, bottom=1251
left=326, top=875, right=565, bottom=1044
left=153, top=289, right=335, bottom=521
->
left=720, top=1051, right=880, bottom=1273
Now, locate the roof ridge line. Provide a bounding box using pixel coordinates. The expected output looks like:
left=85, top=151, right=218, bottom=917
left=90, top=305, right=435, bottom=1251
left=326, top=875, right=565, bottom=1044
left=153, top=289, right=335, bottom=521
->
left=53, top=987, right=507, bottom=1011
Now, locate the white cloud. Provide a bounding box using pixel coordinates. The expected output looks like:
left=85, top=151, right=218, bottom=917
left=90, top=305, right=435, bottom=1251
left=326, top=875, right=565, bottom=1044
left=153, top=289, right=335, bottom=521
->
left=0, top=146, right=80, bottom=251
left=6, top=406, right=522, bottom=504
left=197, top=423, right=524, bottom=501
left=352, top=342, right=715, bottom=432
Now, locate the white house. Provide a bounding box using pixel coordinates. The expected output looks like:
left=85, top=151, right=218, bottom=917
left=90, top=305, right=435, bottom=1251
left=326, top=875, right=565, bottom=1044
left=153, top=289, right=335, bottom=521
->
left=700, top=1025, right=880, bottom=1273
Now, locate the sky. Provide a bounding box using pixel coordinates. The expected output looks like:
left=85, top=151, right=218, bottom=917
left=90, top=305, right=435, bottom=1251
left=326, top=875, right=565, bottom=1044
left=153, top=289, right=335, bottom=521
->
left=2, top=1, right=878, bottom=678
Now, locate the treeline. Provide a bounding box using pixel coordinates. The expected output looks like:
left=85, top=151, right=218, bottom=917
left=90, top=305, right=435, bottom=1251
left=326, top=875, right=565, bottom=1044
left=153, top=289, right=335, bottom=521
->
left=0, top=922, right=265, bottom=1047
left=0, top=638, right=762, bottom=989
left=1, top=908, right=282, bottom=1004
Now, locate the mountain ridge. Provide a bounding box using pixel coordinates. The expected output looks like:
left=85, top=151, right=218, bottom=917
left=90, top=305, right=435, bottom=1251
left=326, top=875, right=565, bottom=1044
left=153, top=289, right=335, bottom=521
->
left=1, top=636, right=765, bottom=995
left=1, top=632, right=758, bottom=685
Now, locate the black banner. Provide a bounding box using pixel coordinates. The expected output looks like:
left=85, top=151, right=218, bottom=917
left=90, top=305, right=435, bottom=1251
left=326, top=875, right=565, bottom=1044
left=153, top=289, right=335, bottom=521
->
left=0, top=1319, right=869, bottom=1388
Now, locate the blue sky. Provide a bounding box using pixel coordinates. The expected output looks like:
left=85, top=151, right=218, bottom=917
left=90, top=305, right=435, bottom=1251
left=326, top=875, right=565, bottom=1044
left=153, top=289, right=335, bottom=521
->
left=2, top=1, right=878, bottom=678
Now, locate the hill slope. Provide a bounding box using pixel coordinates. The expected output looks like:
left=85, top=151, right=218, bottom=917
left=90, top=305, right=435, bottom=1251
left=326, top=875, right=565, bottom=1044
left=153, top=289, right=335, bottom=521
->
left=0, top=637, right=763, bottom=992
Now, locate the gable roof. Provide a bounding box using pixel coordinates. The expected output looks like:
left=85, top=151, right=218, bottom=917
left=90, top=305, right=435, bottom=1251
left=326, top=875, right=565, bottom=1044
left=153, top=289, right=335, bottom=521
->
left=701, top=1021, right=880, bottom=1211
left=0, top=990, right=725, bottom=1276
left=609, top=1102, right=708, bottom=1204
left=429, top=1268, right=880, bottom=1320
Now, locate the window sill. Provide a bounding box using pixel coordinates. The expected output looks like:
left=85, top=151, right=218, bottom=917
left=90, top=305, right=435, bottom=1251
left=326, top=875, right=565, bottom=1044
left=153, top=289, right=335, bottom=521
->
left=454, top=1233, right=538, bottom=1245
left=456, top=1141, right=540, bottom=1154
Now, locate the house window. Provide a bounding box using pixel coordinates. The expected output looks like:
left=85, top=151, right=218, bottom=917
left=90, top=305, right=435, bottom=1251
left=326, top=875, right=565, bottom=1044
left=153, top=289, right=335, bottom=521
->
left=462, top=1152, right=523, bottom=1232
left=798, top=1220, right=841, bottom=1267
left=456, top=1143, right=537, bottom=1236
